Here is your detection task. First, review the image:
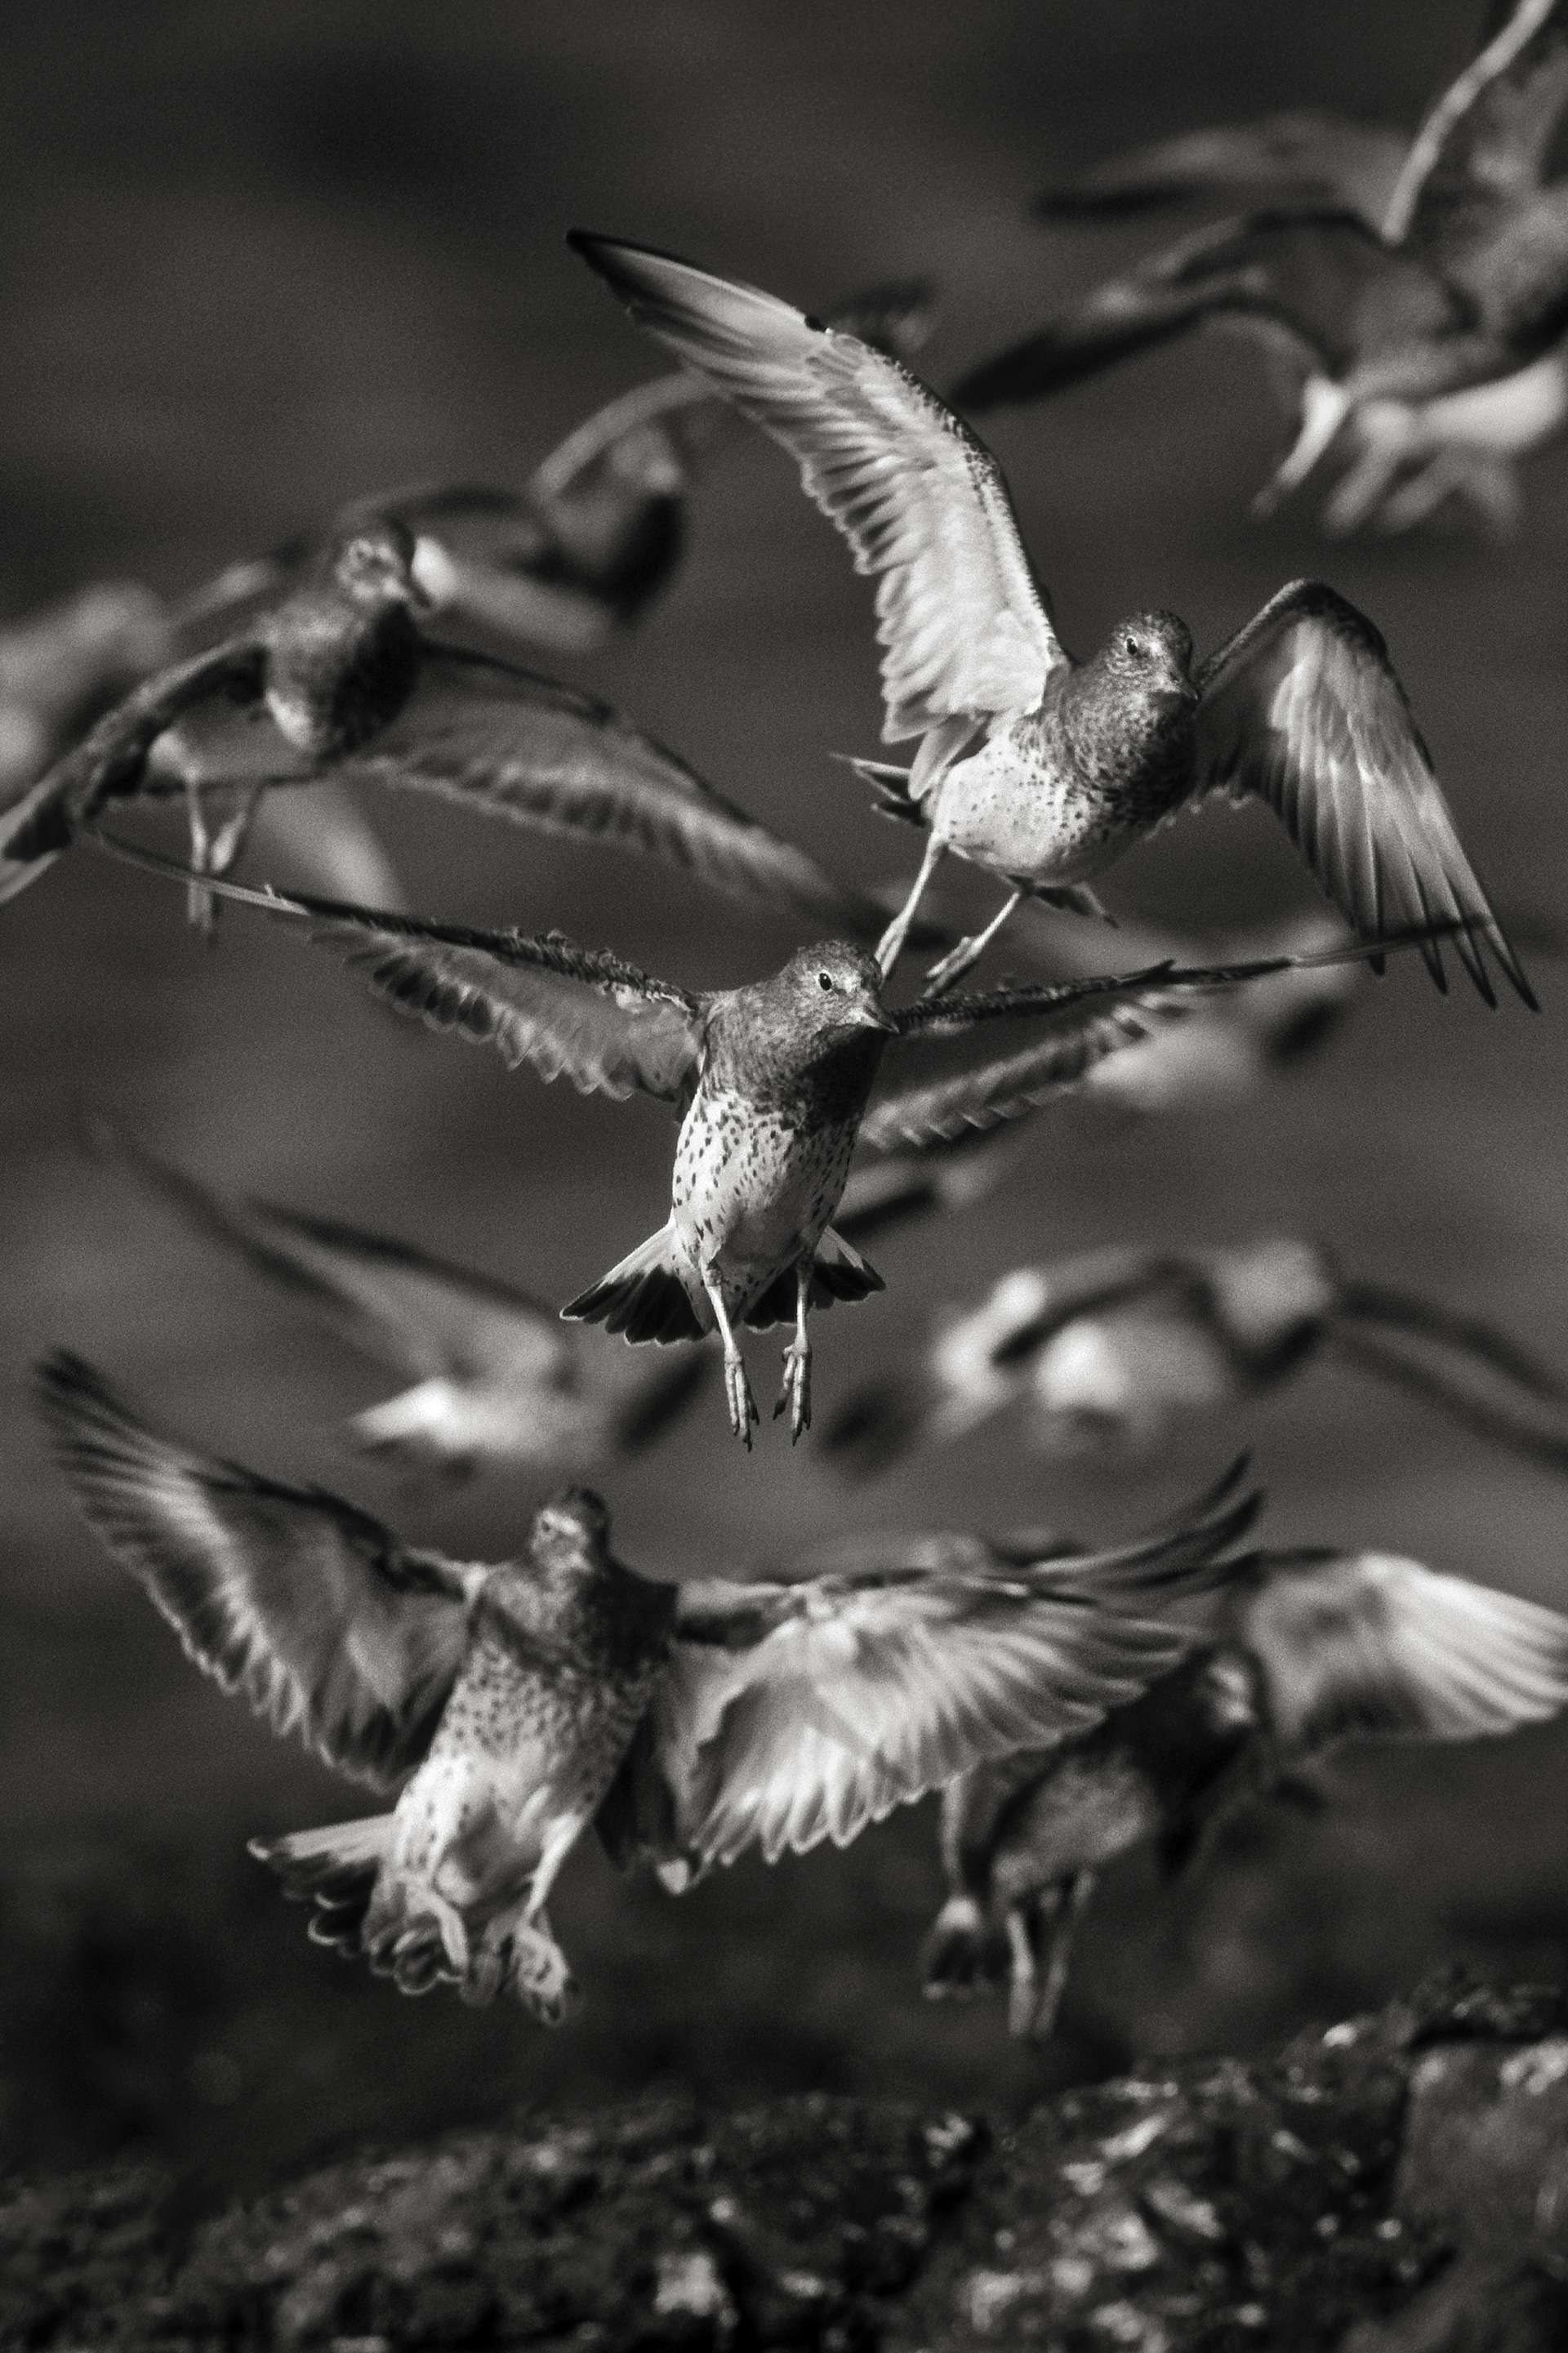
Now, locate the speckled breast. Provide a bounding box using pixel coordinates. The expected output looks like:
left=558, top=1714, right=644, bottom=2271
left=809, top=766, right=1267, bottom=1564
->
left=670, top=1082, right=858, bottom=1300
left=933, top=706, right=1190, bottom=885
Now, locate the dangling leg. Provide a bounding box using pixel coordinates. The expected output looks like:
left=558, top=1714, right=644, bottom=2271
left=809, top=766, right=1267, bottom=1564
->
left=703, top=1269, right=759, bottom=1446
left=469, top=1814, right=586, bottom=2021
left=1252, top=378, right=1351, bottom=515
left=1007, top=1868, right=1096, bottom=2042
left=875, top=829, right=945, bottom=982
left=183, top=778, right=216, bottom=935
left=773, top=1259, right=813, bottom=1441
left=206, top=779, right=264, bottom=879
left=920, top=885, right=1026, bottom=999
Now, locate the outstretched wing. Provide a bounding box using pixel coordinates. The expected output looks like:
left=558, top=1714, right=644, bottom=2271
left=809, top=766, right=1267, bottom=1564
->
left=1192, top=580, right=1534, bottom=1007
left=1227, top=1548, right=1568, bottom=1754
left=1386, top=0, right=1568, bottom=247
left=154, top=643, right=888, bottom=936
left=90, top=834, right=708, bottom=1101
left=570, top=232, right=1064, bottom=741
left=952, top=211, right=1463, bottom=412
left=34, top=1353, right=474, bottom=1788
left=1034, top=112, right=1410, bottom=226
left=646, top=1567, right=1195, bottom=1872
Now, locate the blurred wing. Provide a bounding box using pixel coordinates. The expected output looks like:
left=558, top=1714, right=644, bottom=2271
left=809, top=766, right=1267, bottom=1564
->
left=1229, top=1549, right=1568, bottom=1754
left=570, top=233, right=1064, bottom=739
left=953, top=212, right=1461, bottom=412
left=1193, top=581, right=1534, bottom=1007
left=860, top=1000, right=1161, bottom=1150
left=97, top=1123, right=571, bottom=1389
left=35, top=1353, right=474, bottom=1788
left=1387, top=0, right=1568, bottom=245
left=91, top=836, right=708, bottom=1101
left=654, top=1568, right=1192, bottom=1868
left=1034, top=113, right=1410, bottom=225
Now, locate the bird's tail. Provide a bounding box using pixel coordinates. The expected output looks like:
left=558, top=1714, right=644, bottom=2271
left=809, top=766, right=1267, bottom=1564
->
left=921, top=1892, right=1009, bottom=2000
left=562, top=1224, right=708, bottom=1345
left=249, top=1816, right=395, bottom=1960
left=741, top=1226, right=885, bottom=1330
left=835, top=752, right=924, bottom=827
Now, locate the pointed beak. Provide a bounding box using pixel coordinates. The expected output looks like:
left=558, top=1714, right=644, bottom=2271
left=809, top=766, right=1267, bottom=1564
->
left=854, top=1001, right=899, bottom=1033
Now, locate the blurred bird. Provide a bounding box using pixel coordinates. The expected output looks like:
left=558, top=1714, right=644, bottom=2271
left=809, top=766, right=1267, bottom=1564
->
left=825, top=1237, right=1568, bottom=1477
left=570, top=234, right=1531, bottom=1006
left=172, top=278, right=938, bottom=661
left=35, top=1353, right=1245, bottom=2018
left=91, top=1121, right=710, bottom=1479
left=0, top=515, right=898, bottom=944
left=93, top=831, right=1448, bottom=1446
left=0, top=582, right=172, bottom=799
left=924, top=1544, right=1568, bottom=2039
left=961, top=0, right=1568, bottom=535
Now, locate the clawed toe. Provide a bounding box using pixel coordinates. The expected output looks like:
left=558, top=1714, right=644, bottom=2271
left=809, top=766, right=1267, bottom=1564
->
left=724, top=1356, right=760, bottom=1447
left=773, top=1345, right=812, bottom=1442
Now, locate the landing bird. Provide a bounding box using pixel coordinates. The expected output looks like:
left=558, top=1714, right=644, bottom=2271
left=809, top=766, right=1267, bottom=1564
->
left=0, top=515, right=895, bottom=947
left=824, top=1238, right=1568, bottom=1478
left=92, top=831, right=1450, bottom=1446
left=569, top=234, right=1532, bottom=1007
left=923, top=1544, right=1568, bottom=2040
left=961, top=0, right=1568, bottom=536
left=92, top=1121, right=709, bottom=1479
left=173, top=279, right=937, bottom=661
left=34, top=1353, right=1246, bottom=2019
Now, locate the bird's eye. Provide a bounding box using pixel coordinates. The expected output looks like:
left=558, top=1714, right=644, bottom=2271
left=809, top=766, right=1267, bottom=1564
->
left=1123, top=632, right=1141, bottom=659
left=817, top=970, right=836, bottom=992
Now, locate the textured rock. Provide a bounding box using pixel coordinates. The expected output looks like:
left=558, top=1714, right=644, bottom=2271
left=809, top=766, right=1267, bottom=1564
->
left=5, top=1972, right=1568, bottom=2351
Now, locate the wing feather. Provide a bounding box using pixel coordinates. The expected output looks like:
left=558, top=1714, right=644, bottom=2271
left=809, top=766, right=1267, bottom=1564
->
left=1387, top=0, right=1568, bottom=246
left=34, top=1353, right=473, bottom=1788
left=569, top=233, right=1063, bottom=738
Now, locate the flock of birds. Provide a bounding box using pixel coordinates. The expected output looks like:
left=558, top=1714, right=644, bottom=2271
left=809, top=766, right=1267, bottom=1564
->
left=9, top=0, right=1568, bottom=2042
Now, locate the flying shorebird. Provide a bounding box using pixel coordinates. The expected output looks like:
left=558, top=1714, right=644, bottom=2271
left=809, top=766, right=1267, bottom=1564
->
left=923, top=1543, right=1568, bottom=2040
left=91, top=1121, right=709, bottom=1479
left=91, top=830, right=1453, bottom=1446
left=960, top=0, right=1568, bottom=536
left=0, top=514, right=901, bottom=946
left=173, top=279, right=938, bottom=662
left=568, top=233, right=1533, bottom=1006
left=824, top=1237, right=1568, bottom=1479
left=34, top=1352, right=1254, bottom=2019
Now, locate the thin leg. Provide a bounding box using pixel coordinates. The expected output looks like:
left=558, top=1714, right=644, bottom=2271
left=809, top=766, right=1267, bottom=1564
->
left=207, top=781, right=264, bottom=877
left=184, top=780, right=216, bottom=935
left=875, top=830, right=945, bottom=982
left=1252, top=379, right=1351, bottom=515
left=773, top=1260, right=813, bottom=1441
left=1008, top=1868, right=1096, bottom=2042
left=920, top=885, right=1026, bottom=1000
left=703, top=1270, right=759, bottom=1447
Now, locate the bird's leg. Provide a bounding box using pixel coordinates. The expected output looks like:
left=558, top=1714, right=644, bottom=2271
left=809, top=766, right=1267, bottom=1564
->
left=920, top=885, right=1027, bottom=1000
left=703, top=1270, right=759, bottom=1447
left=875, top=830, right=946, bottom=982
left=468, top=1816, right=584, bottom=2017
left=205, top=780, right=265, bottom=878
left=1253, top=379, right=1352, bottom=515
left=773, top=1260, right=813, bottom=1441
left=183, top=778, right=217, bottom=936
left=1007, top=1869, right=1096, bottom=2042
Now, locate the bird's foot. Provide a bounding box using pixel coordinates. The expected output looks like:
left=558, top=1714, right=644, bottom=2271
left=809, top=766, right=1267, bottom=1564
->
left=874, top=915, right=907, bottom=983
left=773, top=1341, right=812, bottom=1442
left=723, top=1351, right=760, bottom=1448
left=919, top=933, right=986, bottom=1000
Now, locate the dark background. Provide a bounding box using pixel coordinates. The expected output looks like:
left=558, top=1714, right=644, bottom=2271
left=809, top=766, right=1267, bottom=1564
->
left=2, top=0, right=1565, bottom=2195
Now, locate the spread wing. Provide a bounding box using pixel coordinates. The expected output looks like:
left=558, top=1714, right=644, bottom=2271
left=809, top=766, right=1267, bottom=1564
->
left=952, top=212, right=1464, bottom=412
left=96, top=1122, right=572, bottom=1392
left=151, top=643, right=887, bottom=935
left=570, top=232, right=1064, bottom=740
left=1385, top=0, right=1568, bottom=247
left=34, top=1353, right=475, bottom=1788
left=1193, top=580, right=1534, bottom=1007
left=644, top=1567, right=1195, bottom=1871
left=90, top=834, right=708, bottom=1102
left=1033, top=113, right=1410, bottom=225
left=1225, top=1549, right=1568, bottom=1754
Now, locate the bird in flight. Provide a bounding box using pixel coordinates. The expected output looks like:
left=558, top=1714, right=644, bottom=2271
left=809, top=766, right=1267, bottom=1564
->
left=960, top=0, right=1568, bottom=535
left=0, top=515, right=900, bottom=947
left=824, top=1237, right=1568, bottom=1479
left=34, top=1353, right=1253, bottom=2018
left=93, top=831, right=1454, bottom=1446
left=568, top=234, right=1532, bottom=1007
left=924, top=1541, right=1568, bottom=2040
left=91, top=1121, right=710, bottom=1480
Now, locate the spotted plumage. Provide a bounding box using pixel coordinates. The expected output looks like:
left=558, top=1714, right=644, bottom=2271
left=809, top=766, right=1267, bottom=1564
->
left=35, top=1353, right=1244, bottom=2017
left=571, top=232, right=1533, bottom=1007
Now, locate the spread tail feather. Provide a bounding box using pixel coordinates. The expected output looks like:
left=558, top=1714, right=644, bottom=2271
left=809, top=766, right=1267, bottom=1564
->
left=562, top=1226, right=708, bottom=1344
left=742, top=1227, right=884, bottom=1330
left=921, top=1893, right=1009, bottom=1999
left=249, top=1815, right=394, bottom=1959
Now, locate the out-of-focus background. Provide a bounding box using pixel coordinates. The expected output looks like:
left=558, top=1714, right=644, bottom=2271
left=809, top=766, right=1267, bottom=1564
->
left=2, top=0, right=1565, bottom=2199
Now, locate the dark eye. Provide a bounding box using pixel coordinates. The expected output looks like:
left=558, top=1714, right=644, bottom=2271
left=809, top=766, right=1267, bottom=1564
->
left=1123, top=632, right=1140, bottom=659
left=817, top=970, right=836, bottom=992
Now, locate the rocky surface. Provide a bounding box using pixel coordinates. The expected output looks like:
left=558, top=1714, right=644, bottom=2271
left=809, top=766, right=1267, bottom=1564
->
left=4, top=1972, right=1568, bottom=2351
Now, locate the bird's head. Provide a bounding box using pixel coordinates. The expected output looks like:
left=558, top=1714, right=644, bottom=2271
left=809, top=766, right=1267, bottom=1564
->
left=1101, top=610, right=1197, bottom=710
left=530, top=1485, right=612, bottom=1570
left=777, top=943, right=898, bottom=1042
left=329, top=517, right=432, bottom=610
